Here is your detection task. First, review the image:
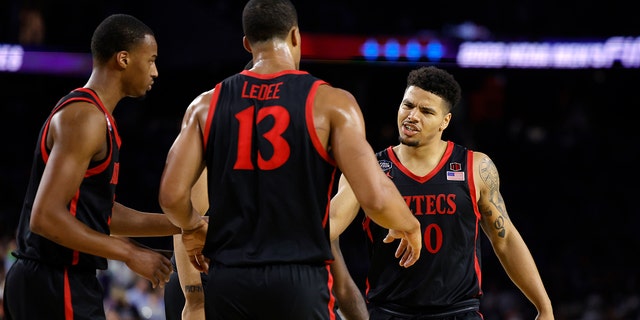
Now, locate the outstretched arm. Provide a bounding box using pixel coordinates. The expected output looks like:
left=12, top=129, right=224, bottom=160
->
left=330, top=174, right=362, bottom=240
left=330, top=170, right=417, bottom=268
left=110, top=202, right=180, bottom=237
left=318, top=85, right=421, bottom=267
left=475, top=152, right=554, bottom=320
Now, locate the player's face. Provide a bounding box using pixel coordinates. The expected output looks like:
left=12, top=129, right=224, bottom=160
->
left=124, top=34, right=158, bottom=98
left=397, top=86, right=449, bottom=147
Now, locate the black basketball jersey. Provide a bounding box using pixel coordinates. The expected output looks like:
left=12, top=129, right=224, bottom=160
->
left=13, top=88, right=120, bottom=271
left=364, top=141, right=482, bottom=309
left=201, top=70, right=338, bottom=266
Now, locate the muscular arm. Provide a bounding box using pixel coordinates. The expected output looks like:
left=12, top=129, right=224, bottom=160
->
left=331, top=238, right=368, bottom=320
left=475, top=152, right=554, bottom=319
left=30, top=103, right=172, bottom=288
left=159, top=91, right=209, bottom=231
left=316, top=85, right=421, bottom=267
left=159, top=90, right=211, bottom=273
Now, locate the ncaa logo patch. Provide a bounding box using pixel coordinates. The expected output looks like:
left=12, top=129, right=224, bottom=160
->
left=379, top=160, right=393, bottom=172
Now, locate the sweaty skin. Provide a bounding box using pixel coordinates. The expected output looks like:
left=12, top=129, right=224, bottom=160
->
left=159, top=25, right=422, bottom=272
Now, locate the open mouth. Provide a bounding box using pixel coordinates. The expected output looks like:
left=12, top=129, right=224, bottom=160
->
left=403, top=122, right=418, bottom=132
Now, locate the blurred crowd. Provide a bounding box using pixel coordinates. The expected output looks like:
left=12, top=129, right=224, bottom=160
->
left=0, top=236, right=166, bottom=320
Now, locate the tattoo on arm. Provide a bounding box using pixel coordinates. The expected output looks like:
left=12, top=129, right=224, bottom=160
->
left=479, top=156, right=509, bottom=238
left=184, top=284, right=203, bottom=293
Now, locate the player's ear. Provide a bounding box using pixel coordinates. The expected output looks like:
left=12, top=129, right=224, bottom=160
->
left=290, top=27, right=300, bottom=47
left=116, top=51, right=129, bottom=69
left=243, top=36, right=252, bottom=53
left=440, top=113, right=452, bottom=131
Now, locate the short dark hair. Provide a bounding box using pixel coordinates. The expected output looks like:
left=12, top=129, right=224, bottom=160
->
left=407, top=66, right=462, bottom=112
left=90, top=14, right=154, bottom=64
left=242, top=0, right=298, bottom=44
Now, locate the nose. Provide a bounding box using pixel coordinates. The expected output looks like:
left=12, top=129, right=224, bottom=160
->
left=407, top=108, right=419, bottom=120
left=151, top=63, right=159, bottom=78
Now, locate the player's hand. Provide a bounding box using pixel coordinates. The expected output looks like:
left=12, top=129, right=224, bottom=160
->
left=384, top=227, right=421, bottom=268
left=125, top=245, right=173, bottom=289
left=182, top=218, right=210, bottom=273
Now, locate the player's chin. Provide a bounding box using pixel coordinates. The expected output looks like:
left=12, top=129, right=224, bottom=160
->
left=129, top=90, right=149, bottom=100
left=399, top=137, right=419, bottom=147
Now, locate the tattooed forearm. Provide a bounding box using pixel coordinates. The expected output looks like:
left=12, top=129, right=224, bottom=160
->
left=184, top=284, right=203, bottom=293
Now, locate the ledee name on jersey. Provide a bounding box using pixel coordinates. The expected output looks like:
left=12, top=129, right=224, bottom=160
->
left=241, top=81, right=284, bottom=100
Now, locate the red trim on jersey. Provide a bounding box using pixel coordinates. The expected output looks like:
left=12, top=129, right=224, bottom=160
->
left=40, top=118, right=52, bottom=163
left=322, top=168, right=338, bottom=227
left=69, top=189, right=81, bottom=265
left=306, top=80, right=336, bottom=165
left=69, top=190, right=79, bottom=218
left=240, top=69, right=309, bottom=79
left=40, top=96, right=97, bottom=164
left=386, top=141, right=454, bottom=183
left=40, top=89, right=117, bottom=177
left=361, top=217, right=374, bottom=300
left=63, top=268, right=74, bottom=320
left=77, top=88, right=121, bottom=148
left=362, top=217, right=373, bottom=242
left=203, top=83, right=222, bottom=150
left=365, top=277, right=371, bottom=301
left=81, top=88, right=118, bottom=177
left=466, top=149, right=483, bottom=292
left=85, top=142, right=112, bottom=177
left=326, top=264, right=338, bottom=320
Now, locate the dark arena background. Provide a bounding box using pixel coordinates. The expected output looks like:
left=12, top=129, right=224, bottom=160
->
left=1, top=1, right=639, bottom=319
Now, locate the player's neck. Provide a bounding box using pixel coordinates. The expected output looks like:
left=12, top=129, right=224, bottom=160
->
left=394, top=140, right=447, bottom=176
left=84, top=70, right=123, bottom=113
left=250, top=42, right=297, bottom=73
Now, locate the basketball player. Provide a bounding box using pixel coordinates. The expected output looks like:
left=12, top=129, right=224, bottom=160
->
left=3, top=14, right=181, bottom=320
left=158, top=0, right=422, bottom=318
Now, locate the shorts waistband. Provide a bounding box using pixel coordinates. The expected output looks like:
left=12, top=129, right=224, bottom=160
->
left=13, top=253, right=97, bottom=274
left=371, top=299, right=480, bottom=318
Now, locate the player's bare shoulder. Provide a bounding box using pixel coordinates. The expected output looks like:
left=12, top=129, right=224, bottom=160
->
left=314, top=84, right=363, bottom=131
left=474, top=151, right=510, bottom=236
left=473, top=151, right=500, bottom=192
left=189, top=89, right=215, bottom=114
left=315, top=84, right=359, bottom=112
left=183, top=89, right=215, bottom=124
left=49, top=100, right=110, bottom=151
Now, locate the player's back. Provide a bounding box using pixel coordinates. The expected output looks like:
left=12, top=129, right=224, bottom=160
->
left=202, top=70, right=337, bottom=267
